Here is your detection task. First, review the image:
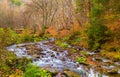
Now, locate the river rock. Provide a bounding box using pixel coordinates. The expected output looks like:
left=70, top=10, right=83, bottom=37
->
left=64, top=71, right=81, bottom=77
left=79, top=63, right=89, bottom=66
left=52, top=47, right=57, bottom=51
left=102, top=58, right=111, bottom=63
left=73, top=46, right=83, bottom=51
left=107, top=69, right=118, bottom=74
left=55, top=73, right=67, bottom=77
left=34, top=47, right=43, bottom=51
left=118, top=69, right=120, bottom=74
left=115, top=62, right=120, bottom=66
left=48, top=38, right=55, bottom=43
left=95, top=58, right=103, bottom=61
left=27, top=50, right=33, bottom=55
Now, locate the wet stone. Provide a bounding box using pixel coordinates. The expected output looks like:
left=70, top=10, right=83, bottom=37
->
left=107, top=69, right=118, bottom=74
left=95, top=58, right=103, bottom=61
left=115, top=62, right=120, bottom=66
left=118, top=69, right=120, bottom=74
left=88, top=52, right=97, bottom=55
left=34, top=47, right=43, bottom=51
left=64, top=71, right=81, bottom=77
left=79, top=63, right=89, bottom=66
left=52, top=47, right=57, bottom=51
left=102, top=59, right=111, bottom=63
left=55, top=72, right=67, bottom=77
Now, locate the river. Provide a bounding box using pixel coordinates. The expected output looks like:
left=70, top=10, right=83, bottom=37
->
left=7, top=40, right=120, bottom=77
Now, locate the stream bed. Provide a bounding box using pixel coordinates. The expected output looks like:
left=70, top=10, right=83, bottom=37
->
left=7, top=40, right=120, bottom=77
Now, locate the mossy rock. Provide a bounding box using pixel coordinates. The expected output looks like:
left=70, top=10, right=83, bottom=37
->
left=107, top=69, right=118, bottom=75
left=64, top=71, right=81, bottom=77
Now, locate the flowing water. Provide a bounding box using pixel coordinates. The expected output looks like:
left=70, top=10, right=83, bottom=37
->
left=7, top=40, right=117, bottom=77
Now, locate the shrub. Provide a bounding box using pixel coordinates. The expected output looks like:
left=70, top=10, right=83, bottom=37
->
left=22, top=35, right=34, bottom=42
left=42, top=33, right=52, bottom=40
left=6, top=57, right=32, bottom=71
left=0, top=48, right=32, bottom=77
left=9, top=69, right=23, bottom=77
left=87, top=0, right=111, bottom=50
left=55, top=40, right=69, bottom=48
left=87, top=24, right=109, bottom=50
left=19, top=29, right=34, bottom=42
left=0, top=28, right=18, bottom=47
left=60, top=31, right=81, bottom=45
left=23, top=64, right=52, bottom=77
left=60, top=42, right=69, bottom=48
left=11, top=0, right=22, bottom=6
left=71, top=49, right=77, bottom=53
left=33, top=37, right=44, bottom=42
left=62, top=36, right=70, bottom=42
left=0, top=28, right=5, bottom=47
left=0, top=49, right=16, bottom=76
left=5, top=28, right=18, bottom=45
left=76, top=57, right=86, bottom=63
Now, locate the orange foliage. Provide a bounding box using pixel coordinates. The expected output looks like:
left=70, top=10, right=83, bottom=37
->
left=46, top=25, right=70, bottom=38
left=9, top=69, right=23, bottom=77
left=86, top=57, right=96, bottom=65
left=59, top=30, right=70, bottom=37
left=46, top=26, right=58, bottom=37
left=107, top=19, right=120, bottom=31
left=102, top=40, right=120, bottom=52
left=46, top=21, right=85, bottom=39
left=103, top=18, right=120, bottom=51
left=70, top=21, right=82, bottom=33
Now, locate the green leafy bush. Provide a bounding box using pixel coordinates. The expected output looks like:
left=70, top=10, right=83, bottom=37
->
left=87, top=0, right=111, bottom=50
left=0, top=49, right=32, bottom=76
left=0, top=49, right=16, bottom=76
left=87, top=24, right=109, bottom=50
left=42, top=33, right=52, bottom=40
left=6, top=57, right=32, bottom=71
left=23, top=64, right=52, bottom=77
left=33, top=37, right=44, bottom=42
left=60, top=42, right=69, bottom=48
left=22, top=35, right=34, bottom=42
left=93, top=0, right=109, bottom=4
left=76, top=57, right=86, bottom=63
left=55, top=40, right=69, bottom=48
left=0, top=28, right=18, bottom=47
left=19, top=29, right=34, bottom=42
left=0, top=28, right=5, bottom=46
left=5, top=28, right=19, bottom=45
left=11, top=0, right=22, bottom=6
left=60, top=31, right=81, bottom=45
left=62, top=36, right=70, bottom=42
left=71, top=49, right=77, bottom=53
